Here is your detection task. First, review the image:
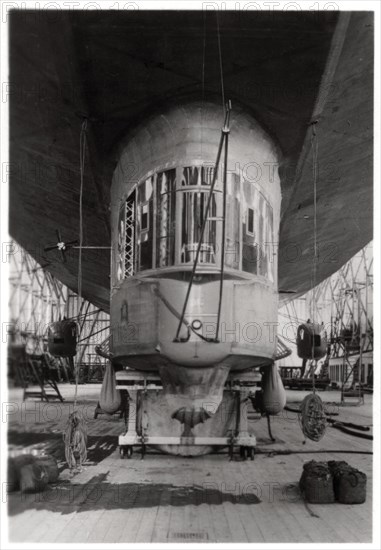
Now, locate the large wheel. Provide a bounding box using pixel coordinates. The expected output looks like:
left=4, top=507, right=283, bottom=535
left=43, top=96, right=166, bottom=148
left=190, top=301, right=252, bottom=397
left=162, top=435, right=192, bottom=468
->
left=127, top=446, right=133, bottom=459
left=120, top=446, right=126, bottom=459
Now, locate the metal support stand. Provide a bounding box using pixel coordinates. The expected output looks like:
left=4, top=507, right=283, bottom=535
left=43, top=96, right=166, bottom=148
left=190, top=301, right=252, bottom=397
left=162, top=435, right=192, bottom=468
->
left=117, top=372, right=257, bottom=460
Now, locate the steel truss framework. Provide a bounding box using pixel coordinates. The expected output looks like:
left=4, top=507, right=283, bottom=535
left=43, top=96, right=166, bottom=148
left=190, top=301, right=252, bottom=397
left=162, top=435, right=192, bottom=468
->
left=8, top=241, right=110, bottom=382
left=279, top=243, right=373, bottom=394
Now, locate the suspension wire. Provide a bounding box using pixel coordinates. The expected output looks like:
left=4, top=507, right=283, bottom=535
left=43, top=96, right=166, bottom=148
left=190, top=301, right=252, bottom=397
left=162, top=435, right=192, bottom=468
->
left=174, top=13, right=229, bottom=342
left=202, top=12, right=206, bottom=100
left=77, top=325, right=110, bottom=343
left=311, top=121, right=319, bottom=393
left=215, top=103, right=231, bottom=341
left=216, top=11, right=225, bottom=113
left=75, top=118, right=87, bottom=407
left=278, top=311, right=310, bottom=325
left=63, top=119, right=89, bottom=472
left=201, top=10, right=206, bottom=158
left=298, top=120, right=326, bottom=443
left=62, top=307, right=103, bottom=324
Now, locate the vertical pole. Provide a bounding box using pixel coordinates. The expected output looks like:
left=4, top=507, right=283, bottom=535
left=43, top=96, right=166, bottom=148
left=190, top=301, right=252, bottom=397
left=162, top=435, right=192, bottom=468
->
left=357, top=281, right=363, bottom=402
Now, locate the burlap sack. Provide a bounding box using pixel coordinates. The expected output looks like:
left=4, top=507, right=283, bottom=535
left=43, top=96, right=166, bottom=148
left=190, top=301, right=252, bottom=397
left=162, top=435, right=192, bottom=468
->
left=99, top=362, right=121, bottom=414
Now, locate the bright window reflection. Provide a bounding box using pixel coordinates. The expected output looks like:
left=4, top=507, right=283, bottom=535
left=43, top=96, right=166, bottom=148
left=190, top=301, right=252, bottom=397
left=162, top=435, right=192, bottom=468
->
left=137, top=177, right=153, bottom=271
left=180, top=166, right=219, bottom=264
left=180, top=190, right=217, bottom=264
left=156, top=169, right=176, bottom=268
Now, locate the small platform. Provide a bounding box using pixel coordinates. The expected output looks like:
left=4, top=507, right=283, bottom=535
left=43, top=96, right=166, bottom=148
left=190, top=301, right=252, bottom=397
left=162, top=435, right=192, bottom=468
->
left=115, top=368, right=261, bottom=390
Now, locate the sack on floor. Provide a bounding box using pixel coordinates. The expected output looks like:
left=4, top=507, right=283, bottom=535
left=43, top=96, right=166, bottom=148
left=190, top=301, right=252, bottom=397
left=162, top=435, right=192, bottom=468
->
left=8, top=453, right=60, bottom=491
left=99, top=362, right=121, bottom=414
left=35, top=455, right=59, bottom=483
left=299, top=460, right=335, bottom=504
left=8, top=454, right=36, bottom=492
left=328, top=460, right=367, bottom=504
left=20, top=463, right=49, bottom=493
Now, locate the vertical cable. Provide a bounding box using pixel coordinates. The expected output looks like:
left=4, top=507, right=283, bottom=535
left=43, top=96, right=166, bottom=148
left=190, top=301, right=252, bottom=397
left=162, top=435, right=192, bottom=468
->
left=75, top=118, right=87, bottom=407
left=215, top=106, right=230, bottom=341
left=311, top=122, right=318, bottom=392
left=64, top=119, right=88, bottom=471
left=201, top=11, right=206, bottom=158
left=216, top=11, right=225, bottom=113
left=174, top=123, right=227, bottom=342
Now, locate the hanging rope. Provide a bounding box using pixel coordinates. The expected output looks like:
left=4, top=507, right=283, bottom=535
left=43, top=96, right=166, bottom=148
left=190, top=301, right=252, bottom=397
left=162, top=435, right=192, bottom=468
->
left=215, top=102, right=230, bottom=341
left=201, top=11, right=206, bottom=158
left=298, top=121, right=327, bottom=442
left=57, top=307, right=103, bottom=324
left=310, top=120, right=319, bottom=392
left=74, top=118, right=87, bottom=407
left=216, top=12, right=225, bottom=113
left=64, top=119, right=88, bottom=470
left=174, top=15, right=229, bottom=342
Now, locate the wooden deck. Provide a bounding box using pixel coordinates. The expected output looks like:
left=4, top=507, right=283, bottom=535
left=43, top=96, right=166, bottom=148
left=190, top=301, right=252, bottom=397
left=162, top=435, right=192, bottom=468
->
left=7, top=385, right=373, bottom=543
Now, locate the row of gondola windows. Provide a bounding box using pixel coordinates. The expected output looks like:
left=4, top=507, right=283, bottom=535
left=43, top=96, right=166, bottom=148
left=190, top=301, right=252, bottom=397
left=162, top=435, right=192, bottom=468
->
left=116, top=167, right=274, bottom=282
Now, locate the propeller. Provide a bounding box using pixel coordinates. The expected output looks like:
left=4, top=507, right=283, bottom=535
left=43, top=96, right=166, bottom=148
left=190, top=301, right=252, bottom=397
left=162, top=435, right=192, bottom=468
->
left=44, top=230, right=78, bottom=263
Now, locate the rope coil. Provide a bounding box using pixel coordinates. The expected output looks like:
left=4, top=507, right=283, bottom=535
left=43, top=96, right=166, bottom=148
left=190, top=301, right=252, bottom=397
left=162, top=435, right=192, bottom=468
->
left=297, top=123, right=327, bottom=443
left=64, top=411, right=88, bottom=470
left=299, top=393, right=327, bottom=442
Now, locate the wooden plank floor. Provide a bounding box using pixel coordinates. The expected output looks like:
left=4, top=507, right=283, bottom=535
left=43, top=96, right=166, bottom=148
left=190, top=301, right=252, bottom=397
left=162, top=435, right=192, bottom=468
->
left=6, top=385, right=373, bottom=543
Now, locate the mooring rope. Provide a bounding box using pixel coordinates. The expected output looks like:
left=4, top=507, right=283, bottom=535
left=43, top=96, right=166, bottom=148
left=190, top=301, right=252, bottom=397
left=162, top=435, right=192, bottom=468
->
left=298, top=122, right=327, bottom=443
left=311, top=120, right=319, bottom=393
left=74, top=118, right=87, bottom=408
left=201, top=10, right=206, bottom=159
left=216, top=11, right=225, bottom=113
left=64, top=119, right=88, bottom=470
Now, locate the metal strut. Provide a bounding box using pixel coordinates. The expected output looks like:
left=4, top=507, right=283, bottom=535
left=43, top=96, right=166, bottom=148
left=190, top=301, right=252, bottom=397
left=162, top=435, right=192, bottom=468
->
left=174, top=101, right=232, bottom=343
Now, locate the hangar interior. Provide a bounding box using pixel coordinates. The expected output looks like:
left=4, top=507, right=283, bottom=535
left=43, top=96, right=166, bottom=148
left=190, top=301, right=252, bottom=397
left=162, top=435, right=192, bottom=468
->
left=5, top=8, right=374, bottom=545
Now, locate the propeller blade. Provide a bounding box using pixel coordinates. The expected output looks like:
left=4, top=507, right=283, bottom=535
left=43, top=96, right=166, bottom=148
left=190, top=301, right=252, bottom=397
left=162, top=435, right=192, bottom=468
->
left=60, top=249, right=67, bottom=263
left=44, top=245, right=58, bottom=252
left=56, top=229, right=61, bottom=242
